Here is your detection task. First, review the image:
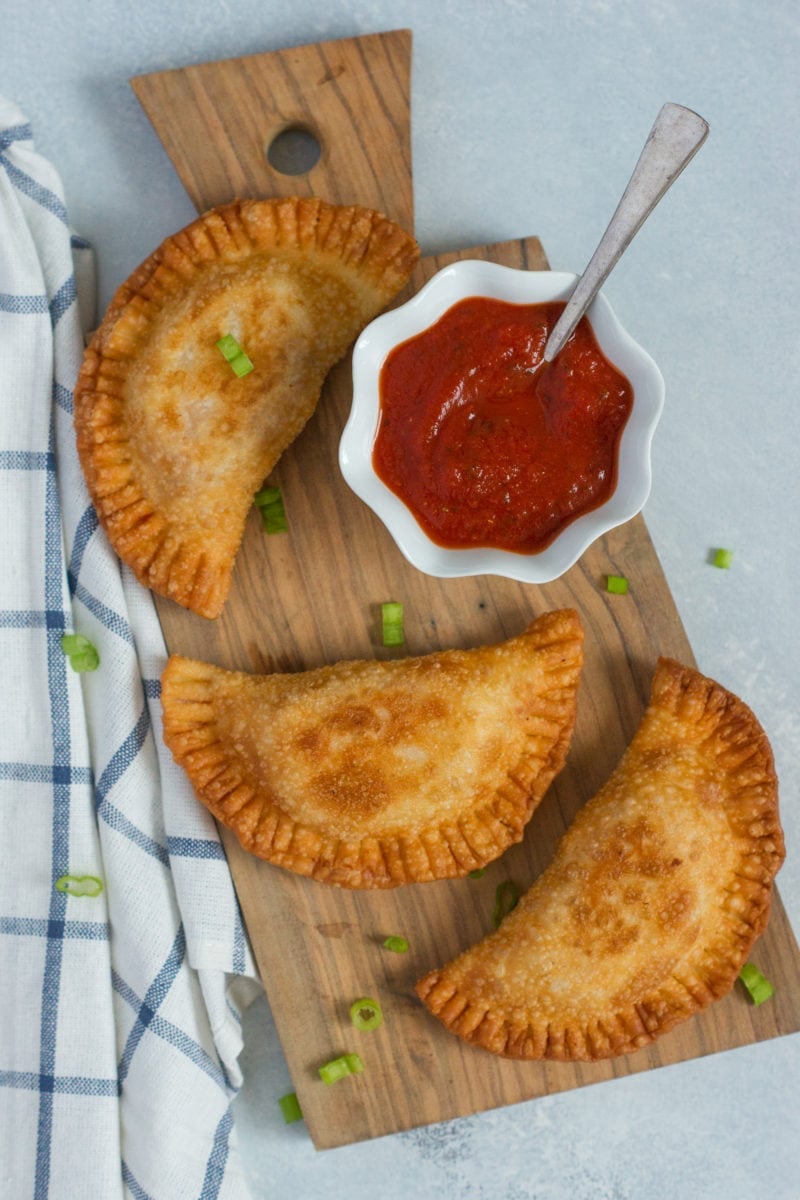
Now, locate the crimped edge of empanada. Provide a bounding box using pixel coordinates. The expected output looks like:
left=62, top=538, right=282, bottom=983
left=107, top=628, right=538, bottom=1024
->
left=74, top=197, right=419, bottom=618
left=160, top=609, right=584, bottom=889
left=416, top=657, right=784, bottom=1059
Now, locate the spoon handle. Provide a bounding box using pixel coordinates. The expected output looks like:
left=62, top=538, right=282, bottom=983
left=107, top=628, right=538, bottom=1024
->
left=542, top=102, right=709, bottom=363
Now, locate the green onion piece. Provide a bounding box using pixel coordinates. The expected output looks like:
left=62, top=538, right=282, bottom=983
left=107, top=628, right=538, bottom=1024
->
left=60, top=634, right=88, bottom=655
left=318, top=1053, right=364, bottom=1085
left=349, top=997, right=383, bottom=1032
left=382, top=935, right=409, bottom=954
left=492, top=880, right=520, bottom=928
left=739, top=962, right=774, bottom=1005
left=468, top=868, right=486, bottom=879
left=259, top=504, right=287, bottom=534
left=344, top=1052, right=364, bottom=1075
left=713, top=548, right=734, bottom=569
left=606, top=575, right=629, bottom=595
left=229, top=351, right=254, bottom=378
left=60, top=633, right=99, bottom=672
left=54, top=874, right=104, bottom=898
left=216, top=333, right=241, bottom=361
left=319, top=1057, right=349, bottom=1085
left=254, top=486, right=281, bottom=506
left=254, top=485, right=288, bottom=534
left=70, top=650, right=99, bottom=672
left=216, top=334, right=254, bottom=377
left=381, top=601, right=404, bottom=646
left=278, top=1091, right=303, bottom=1123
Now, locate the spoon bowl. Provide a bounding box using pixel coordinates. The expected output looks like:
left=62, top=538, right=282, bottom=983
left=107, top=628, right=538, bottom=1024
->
left=340, top=261, right=665, bottom=583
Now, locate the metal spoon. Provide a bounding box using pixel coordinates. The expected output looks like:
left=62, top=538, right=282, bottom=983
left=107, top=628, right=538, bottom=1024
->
left=542, top=102, right=709, bottom=363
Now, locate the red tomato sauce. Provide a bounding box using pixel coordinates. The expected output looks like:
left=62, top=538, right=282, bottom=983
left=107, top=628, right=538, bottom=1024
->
left=372, top=297, right=634, bottom=554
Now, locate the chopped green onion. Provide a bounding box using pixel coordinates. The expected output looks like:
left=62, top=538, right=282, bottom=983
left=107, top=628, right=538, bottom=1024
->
left=60, top=634, right=87, bottom=654
left=60, top=633, right=99, bottom=673
left=739, top=962, right=774, bottom=1005
left=254, top=485, right=288, bottom=534
left=253, top=486, right=280, bottom=506
left=382, top=935, right=409, bottom=954
left=713, top=548, right=734, bottom=569
left=68, top=650, right=99, bottom=672
left=54, top=874, right=103, bottom=898
left=492, top=880, right=520, bottom=927
left=318, top=1052, right=364, bottom=1085
left=381, top=601, right=404, bottom=646
left=230, top=352, right=254, bottom=377
left=349, top=997, right=383, bottom=1032
left=605, top=575, right=629, bottom=595
left=216, top=333, right=241, bottom=361
left=468, top=868, right=486, bottom=879
left=319, top=1057, right=349, bottom=1085
left=216, top=334, right=254, bottom=377
left=278, top=1091, right=303, bottom=1123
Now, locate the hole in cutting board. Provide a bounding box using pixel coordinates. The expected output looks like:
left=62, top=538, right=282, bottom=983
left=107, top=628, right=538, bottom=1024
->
left=266, top=126, right=322, bottom=175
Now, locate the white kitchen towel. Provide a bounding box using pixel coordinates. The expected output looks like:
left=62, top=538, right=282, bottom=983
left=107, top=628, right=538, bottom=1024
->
left=0, top=97, right=262, bottom=1200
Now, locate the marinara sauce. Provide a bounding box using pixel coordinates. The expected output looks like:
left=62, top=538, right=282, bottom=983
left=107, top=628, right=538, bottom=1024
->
left=372, top=297, right=634, bottom=554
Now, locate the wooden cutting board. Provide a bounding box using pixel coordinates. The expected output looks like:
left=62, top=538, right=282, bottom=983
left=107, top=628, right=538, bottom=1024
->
left=130, top=30, right=800, bottom=1150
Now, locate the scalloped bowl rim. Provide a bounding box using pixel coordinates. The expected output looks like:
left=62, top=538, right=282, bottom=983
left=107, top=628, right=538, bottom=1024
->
left=339, top=261, right=665, bottom=582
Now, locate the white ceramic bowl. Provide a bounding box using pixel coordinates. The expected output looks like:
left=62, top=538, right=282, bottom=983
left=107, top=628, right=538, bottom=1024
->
left=339, top=261, right=665, bottom=582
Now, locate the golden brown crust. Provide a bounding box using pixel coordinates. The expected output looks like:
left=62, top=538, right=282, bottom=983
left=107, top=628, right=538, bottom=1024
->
left=416, top=657, right=784, bottom=1059
left=74, top=197, right=419, bottom=618
left=160, top=609, right=584, bottom=888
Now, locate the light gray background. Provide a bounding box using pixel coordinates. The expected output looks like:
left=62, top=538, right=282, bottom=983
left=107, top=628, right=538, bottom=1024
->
left=6, top=1, right=799, bottom=1197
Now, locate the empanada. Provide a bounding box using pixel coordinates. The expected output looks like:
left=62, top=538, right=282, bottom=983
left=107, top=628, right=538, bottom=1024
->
left=74, top=197, right=419, bottom=618
left=417, top=658, right=783, bottom=1059
left=160, top=609, right=584, bottom=888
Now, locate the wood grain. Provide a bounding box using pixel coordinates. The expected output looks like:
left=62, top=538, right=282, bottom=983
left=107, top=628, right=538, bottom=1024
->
left=130, top=31, right=800, bottom=1150
left=131, top=29, right=414, bottom=227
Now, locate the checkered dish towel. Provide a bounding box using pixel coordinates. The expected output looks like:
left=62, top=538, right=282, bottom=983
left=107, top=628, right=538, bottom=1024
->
left=0, top=99, right=262, bottom=1199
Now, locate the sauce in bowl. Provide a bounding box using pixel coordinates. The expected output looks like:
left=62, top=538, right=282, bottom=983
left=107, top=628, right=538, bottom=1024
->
left=372, top=297, right=634, bottom=554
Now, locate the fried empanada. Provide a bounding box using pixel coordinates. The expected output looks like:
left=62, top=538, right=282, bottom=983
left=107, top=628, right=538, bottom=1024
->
left=160, top=609, right=584, bottom=888
left=74, top=197, right=419, bottom=618
left=417, top=658, right=784, bottom=1059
